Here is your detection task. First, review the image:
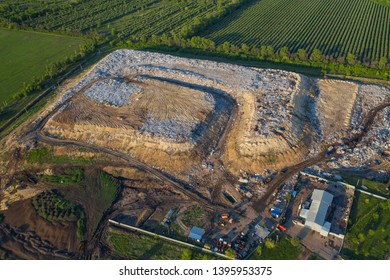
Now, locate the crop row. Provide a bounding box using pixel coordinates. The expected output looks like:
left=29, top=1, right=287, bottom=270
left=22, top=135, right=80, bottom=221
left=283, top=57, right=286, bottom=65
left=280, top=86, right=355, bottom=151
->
left=204, top=0, right=390, bottom=61
left=116, top=1, right=215, bottom=38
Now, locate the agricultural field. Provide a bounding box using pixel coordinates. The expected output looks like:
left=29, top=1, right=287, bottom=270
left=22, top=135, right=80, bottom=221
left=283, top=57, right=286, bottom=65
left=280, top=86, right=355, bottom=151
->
left=342, top=193, right=390, bottom=259
left=0, top=28, right=85, bottom=104
left=108, top=230, right=220, bottom=260
left=204, top=0, right=390, bottom=61
left=0, top=0, right=237, bottom=38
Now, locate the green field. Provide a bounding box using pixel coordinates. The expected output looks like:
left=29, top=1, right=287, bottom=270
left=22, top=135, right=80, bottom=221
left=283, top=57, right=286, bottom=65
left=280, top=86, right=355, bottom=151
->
left=204, top=0, right=390, bottom=61
left=1, top=0, right=237, bottom=38
left=39, top=167, right=84, bottom=185
left=0, top=28, right=84, bottom=103
left=108, top=230, right=220, bottom=260
left=250, top=237, right=302, bottom=260
left=182, top=205, right=207, bottom=228
left=26, top=146, right=95, bottom=165
left=339, top=172, right=389, bottom=197
left=342, top=193, right=390, bottom=259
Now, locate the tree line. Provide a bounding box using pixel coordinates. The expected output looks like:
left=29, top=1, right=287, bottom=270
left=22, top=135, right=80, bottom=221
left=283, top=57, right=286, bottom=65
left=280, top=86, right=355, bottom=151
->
left=119, top=35, right=390, bottom=80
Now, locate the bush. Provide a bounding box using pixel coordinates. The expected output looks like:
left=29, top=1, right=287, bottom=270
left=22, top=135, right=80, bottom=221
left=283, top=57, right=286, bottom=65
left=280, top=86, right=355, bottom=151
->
left=181, top=248, right=192, bottom=260
left=265, top=239, right=276, bottom=249
left=225, top=248, right=236, bottom=258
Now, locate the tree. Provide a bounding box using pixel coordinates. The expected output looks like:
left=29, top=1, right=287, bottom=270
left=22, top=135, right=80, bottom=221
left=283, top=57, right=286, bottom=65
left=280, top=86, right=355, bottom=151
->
left=358, top=233, right=365, bottom=243
left=255, top=245, right=262, bottom=256
left=225, top=248, right=236, bottom=259
left=221, top=41, right=231, bottom=53
left=337, top=56, right=346, bottom=64
left=241, top=43, right=249, bottom=55
left=346, top=53, right=356, bottom=65
left=379, top=56, right=388, bottom=69
left=279, top=46, right=290, bottom=61
left=266, top=45, right=275, bottom=58
left=260, top=45, right=267, bottom=58
left=181, top=248, right=192, bottom=260
left=310, top=49, right=323, bottom=62
left=265, top=239, right=276, bottom=249
left=290, top=237, right=300, bottom=247
left=297, top=49, right=308, bottom=61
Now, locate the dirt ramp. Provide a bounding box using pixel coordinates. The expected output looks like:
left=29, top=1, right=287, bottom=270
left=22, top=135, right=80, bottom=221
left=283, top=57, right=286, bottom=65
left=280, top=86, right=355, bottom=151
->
left=315, top=79, right=358, bottom=138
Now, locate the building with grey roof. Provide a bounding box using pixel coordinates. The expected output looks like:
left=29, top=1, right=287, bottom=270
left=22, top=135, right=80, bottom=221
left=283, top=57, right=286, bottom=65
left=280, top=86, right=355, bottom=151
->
left=300, top=189, right=333, bottom=236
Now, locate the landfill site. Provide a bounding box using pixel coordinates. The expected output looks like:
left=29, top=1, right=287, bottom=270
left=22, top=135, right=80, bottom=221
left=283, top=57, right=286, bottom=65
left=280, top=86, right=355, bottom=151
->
left=0, top=50, right=389, bottom=260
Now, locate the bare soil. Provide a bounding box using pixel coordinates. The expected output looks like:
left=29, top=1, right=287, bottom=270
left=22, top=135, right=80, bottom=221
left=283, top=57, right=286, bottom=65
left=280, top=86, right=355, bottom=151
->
left=2, top=198, right=79, bottom=253
left=316, top=79, right=357, bottom=137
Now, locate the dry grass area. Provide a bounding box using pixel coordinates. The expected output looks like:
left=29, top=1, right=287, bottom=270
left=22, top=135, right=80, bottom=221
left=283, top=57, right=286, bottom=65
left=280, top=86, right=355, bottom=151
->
left=316, top=80, right=358, bottom=138
left=0, top=185, right=50, bottom=211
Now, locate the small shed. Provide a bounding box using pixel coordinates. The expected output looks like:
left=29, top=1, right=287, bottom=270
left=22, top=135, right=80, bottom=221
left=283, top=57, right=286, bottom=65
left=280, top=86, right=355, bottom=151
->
left=188, top=226, right=205, bottom=242
left=254, top=224, right=270, bottom=239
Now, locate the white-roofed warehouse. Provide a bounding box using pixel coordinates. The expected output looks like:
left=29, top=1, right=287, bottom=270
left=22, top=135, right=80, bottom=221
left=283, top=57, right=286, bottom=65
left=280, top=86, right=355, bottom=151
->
left=301, top=189, right=333, bottom=236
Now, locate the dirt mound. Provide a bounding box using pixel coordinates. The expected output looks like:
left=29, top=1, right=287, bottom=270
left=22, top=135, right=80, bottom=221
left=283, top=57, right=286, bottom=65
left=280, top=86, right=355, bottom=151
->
left=46, top=77, right=216, bottom=151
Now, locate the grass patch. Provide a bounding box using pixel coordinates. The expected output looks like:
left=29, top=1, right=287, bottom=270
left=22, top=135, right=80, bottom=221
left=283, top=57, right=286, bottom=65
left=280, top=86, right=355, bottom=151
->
left=97, top=172, right=120, bottom=211
left=342, top=193, right=390, bottom=259
left=0, top=28, right=84, bottom=103
left=40, top=168, right=84, bottom=185
left=108, top=230, right=220, bottom=260
left=182, top=205, right=207, bottom=228
left=250, top=237, right=302, bottom=260
left=340, top=172, right=389, bottom=197
left=153, top=222, right=187, bottom=242
left=26, top=146, right=95, bottom=165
